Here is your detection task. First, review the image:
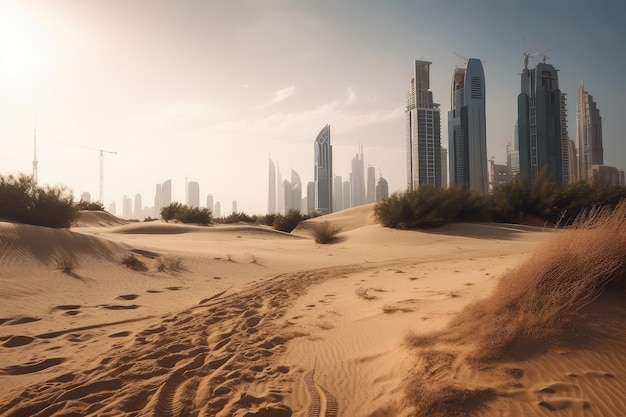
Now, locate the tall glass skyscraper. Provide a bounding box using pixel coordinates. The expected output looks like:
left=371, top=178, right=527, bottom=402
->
left=406, top=60, right=441, bottom=190
left=517, top=61, right=564, bottom=183
left=448, top=58, right=488, bottom=195
left=576, top=81, right=603, bottom=181
left=314, top=124, right=332, bottom=214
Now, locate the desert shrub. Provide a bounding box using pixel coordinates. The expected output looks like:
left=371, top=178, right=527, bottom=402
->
left=219, top=211, right=256, bottom=224
left=273, top=209, right=308, bottom=232
left=155, top=256, right=183, bottom=272
left=374, top=185, right=488, bottom=229
left=176, top=206, right=211, bottom=225
left=160, top=202, right=183, bottom=223
left=0, top=173, right=78, bottom=228
left=55, top=253, right=76, bottom=273
left=257, top=213, right=278, bottom=226
left=121, top=253, right=144, bottom=269
left=75, top=200, right=105, bottom=211
left=304, top=221, right=342, bottom=244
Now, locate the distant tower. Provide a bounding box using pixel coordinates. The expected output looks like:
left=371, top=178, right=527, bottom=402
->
left=314, top=124, right=333, bottom=214
left=154, top=184, right=162, bottom=217
left=32, top=128, right=38, bottom=184
left=350, top=145, right=365, bottom=207
left=80, top=192, right=92, bottom=203
left=134, top=193, right=142, bottom=219
left=576, top=81, right=603, bottom=182
left=161, top=179, right=172, bottom=207
left=268, top=158, right=277, bottom=214
left=187, top=181, right=200, bottom=207
left=333, top=175, right=343, bottom=212
left=214, top=201, right=221, bottom=218
left=366, top=165, right=376, bottom=203
left=206, top=194, right=214, bottom=212
left=232, top=200, right=237, bottom=214
left=560, top=92, right=571, bottom=184
left=306, top=181, right=315, bottom=215
left=375, top=174, right=389, bottom=201
left=123, top=195, right=132, bottom=219
left=448, top=57, right=488, bottom=194
left=289, top=169, right=302, bottom=212
left=517, top=59, right=563, bottom=183
left=406, top=60, right=442, bottom=190
left=276, top=164, right=284, bottom=214
left=109, top=201, right=117, bottom=216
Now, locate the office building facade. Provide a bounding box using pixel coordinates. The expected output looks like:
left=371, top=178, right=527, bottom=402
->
left=314, top=124, right=333, bottom=214
left=576, top=82, right=603, bottom=182
left=448, top=58, right=488, bottom=194
left=406, top=60, right=441, bottom=190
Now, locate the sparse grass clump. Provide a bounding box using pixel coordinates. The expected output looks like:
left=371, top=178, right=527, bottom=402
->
left=304, top=221, right=342, bottom=244
left=121, top=253, right=144, bottom=270
left=155, top=256, right=183, bottom=272
left=55, top=253, right=76, bottom=274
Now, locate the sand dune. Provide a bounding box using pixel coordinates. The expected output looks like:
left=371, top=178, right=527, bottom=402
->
left=73, top=210, right=128, bottom=227
left=1, top=207, right=624, bottom=416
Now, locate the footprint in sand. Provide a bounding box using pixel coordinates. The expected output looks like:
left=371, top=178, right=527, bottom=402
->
left=116, top=294, right=139, bottom=301
left=2, top=335, right=35, bottom=347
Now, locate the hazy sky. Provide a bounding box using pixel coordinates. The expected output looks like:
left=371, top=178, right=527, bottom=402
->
left=1, top=0, right=624, bottom=215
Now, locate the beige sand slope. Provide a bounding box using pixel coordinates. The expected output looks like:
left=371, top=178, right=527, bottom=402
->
left=0, top=208, right=624, bottom=417
left=73, top=210, right=128, bottom=227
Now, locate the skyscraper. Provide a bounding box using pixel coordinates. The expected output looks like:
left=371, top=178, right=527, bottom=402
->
left=134, top=193, right=142, bottom=219
left=366, top=165, right=376, bottom=203
left=214, top=201, right=221, bottom=218
left=122, top=195, right=132, bottom=219
left=448, top=58, right=488, bottom=195
left=161, top=179, right=172, bottom=207
left=517, top=60, right=564, bottom=183
left=333, top=175, right=343, bottom=212
left=284, top=169, right=302, bottom=212
left=276, top=164, right=284, bottom=215
left=376, top=175, right=389, bottom=201
left=350, top=146, right=366, bottom=207
left=314, top=124, right=332, bottom=214
left=187, top=181, right=199, bottom=207
left=268, top=158, right=276, bottom=214
left=406, top=60, right=442, bottom=190
left=206, top=194, right=214, bottom=212
left=576, top=81, right=603, bottom=182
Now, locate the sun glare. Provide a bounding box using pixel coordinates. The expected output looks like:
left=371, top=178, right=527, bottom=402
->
left=0, top=2, right=60, bottom=99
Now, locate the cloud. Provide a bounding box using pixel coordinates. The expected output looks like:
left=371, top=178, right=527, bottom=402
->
left=262, top=85, right=295, bottom=107
left=345, top=87, right=356, bottom=105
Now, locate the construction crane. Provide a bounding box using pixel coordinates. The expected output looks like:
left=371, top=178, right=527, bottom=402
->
left=453, top=51, right=468, bottom=66
left=522, top=39, right=559, bottom=70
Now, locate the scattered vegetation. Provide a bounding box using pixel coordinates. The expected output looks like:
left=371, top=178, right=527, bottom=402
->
left=155, top=256, right=183, bottom=272
left=160, top=202, right=211, bottom=225
left=75, top=200, right=105, bottom=211
left=54, top=253, right=77, bottom=274
left=374, top=185, right=487, bottom=229
left=375, top=168, right=626, bottom=229
left=272, top=209, right=309, bottom=232
left=0, top=173, right=78, bottom=228
left=217, top=211, right=256, bottom=224
left=303, top=221, right=342, bottom=244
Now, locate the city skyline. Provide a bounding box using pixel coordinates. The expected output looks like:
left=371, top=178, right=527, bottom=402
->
left=1, top=1, right=624, bottom=214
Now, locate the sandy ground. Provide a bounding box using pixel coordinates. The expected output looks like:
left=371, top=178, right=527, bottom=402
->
left=0, top=205, right=624, bottom=416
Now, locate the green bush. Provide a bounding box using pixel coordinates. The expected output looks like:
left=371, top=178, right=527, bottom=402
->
left=159, top=203, right=211, bottom=225
left=374, top=185, right=488, bottom=229
left=76, top=200, right=105, bottom=211
left=219, top=211, right=256, bottom=224
left=0, top=173, right=78, bottom=228
left=273, top=209, right=308, bottom=232
left=177, top=206, right=212, bottom=225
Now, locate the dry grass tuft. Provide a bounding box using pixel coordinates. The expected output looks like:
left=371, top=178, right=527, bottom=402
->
left=303, top=221, right=342, bottom=244
left=155, top=256, right=183, bottom=272
left=54, top=253, right=76, bottom=274
left=121, top=253, right=144, bottom=270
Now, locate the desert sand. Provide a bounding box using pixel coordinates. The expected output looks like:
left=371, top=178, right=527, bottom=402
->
left=0, top=204, right=624, bottom=417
